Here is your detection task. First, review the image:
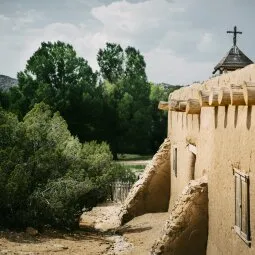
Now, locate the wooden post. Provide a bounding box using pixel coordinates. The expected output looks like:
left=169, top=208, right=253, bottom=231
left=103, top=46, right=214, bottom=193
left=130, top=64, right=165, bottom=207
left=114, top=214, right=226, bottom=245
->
left=230, top=84, right=245, bottom=106
left=178, top=101, right=187, bottom=112
left=242, top=81, right=255, bottom=105
left=186, top=99, right=201, bottom=114
left=158, top=101, right=169, bottom=110
left=209, top=88, right=219, bottom=106
left=218, top=87, right=231, bottom=106
left=198, top=90, right=210, bottom=107
left=169, top=99, right=179, bottom=111
left=169, top=99, right=186, bottom=111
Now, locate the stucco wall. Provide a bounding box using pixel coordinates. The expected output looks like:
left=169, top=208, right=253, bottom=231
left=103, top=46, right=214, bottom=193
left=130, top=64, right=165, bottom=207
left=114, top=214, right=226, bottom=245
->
left=168, top=64, right=255, bottom=254
left=151, top=177, right=208, bottom=255
left=119, top=138, right=170, bottom=224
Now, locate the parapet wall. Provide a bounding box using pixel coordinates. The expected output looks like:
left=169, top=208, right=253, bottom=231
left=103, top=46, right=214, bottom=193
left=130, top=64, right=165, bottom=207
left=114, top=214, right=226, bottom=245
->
left=169, top=64, right=255, bottom=102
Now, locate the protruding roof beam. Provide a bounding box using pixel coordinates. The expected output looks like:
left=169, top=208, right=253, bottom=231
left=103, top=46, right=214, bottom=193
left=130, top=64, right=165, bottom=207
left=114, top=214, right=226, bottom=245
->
left=186, top=99, right=201, bottom=114
left=218, top=87, right=231, bottom=106
left=230, top=84, right=246, bottom=105
left=158, top=101, right=169, bottom=111
left=198, top=90, right=210, bottom=107
left=242, top=81, right=255, bottom=105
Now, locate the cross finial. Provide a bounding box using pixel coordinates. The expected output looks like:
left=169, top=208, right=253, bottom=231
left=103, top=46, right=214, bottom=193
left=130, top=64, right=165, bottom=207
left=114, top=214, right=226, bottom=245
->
left=227, top=26, right=242, bottom=46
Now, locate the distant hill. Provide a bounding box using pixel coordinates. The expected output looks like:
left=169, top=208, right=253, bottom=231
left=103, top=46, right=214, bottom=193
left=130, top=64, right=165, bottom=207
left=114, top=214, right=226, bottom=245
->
left=0, top=75, right=18, bottom=91
left=157, top=82, right=183, bottom=89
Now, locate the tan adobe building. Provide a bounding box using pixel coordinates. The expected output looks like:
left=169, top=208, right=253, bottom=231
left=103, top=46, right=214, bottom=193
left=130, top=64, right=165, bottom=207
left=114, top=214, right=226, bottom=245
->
left=119, top=28, right=255, bottom=254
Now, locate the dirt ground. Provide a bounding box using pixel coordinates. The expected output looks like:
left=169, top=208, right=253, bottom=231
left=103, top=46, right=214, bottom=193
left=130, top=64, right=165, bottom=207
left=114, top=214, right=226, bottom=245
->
left=117, top=212, right=169, bottom=255
left=0, top=203, right=169, bottom=255
left=0, top=230, right=112, bottom=255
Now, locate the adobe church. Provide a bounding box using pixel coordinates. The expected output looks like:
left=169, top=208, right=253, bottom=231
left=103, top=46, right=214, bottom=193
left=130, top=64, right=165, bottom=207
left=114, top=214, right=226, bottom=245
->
left=118, top=26, right=255, bottom=254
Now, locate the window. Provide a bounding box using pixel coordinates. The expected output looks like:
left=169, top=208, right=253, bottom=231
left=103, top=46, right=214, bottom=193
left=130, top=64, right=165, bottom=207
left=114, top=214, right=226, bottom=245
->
left=173, top=148, right=177, bottom=177
left=234, top=168, right=250, bottom=244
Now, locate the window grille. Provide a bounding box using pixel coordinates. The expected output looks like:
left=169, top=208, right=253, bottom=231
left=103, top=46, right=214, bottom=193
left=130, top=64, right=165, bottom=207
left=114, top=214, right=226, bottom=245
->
left=234, top=169, right=251, bottom=244
left=173, top=148, right=177, bottom=177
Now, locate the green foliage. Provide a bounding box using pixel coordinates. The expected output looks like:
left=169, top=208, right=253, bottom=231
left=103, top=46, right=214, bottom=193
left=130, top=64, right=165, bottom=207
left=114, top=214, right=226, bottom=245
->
left=4, top=40, right=182, bottom=159
left=0, top=104, right=134, bottom=229
left=30, top=178, right=94, bottom=229
left=97, top=43, right=152, bottom=157
left=97, top=43, right=124, bottom=83
left=7, top=41, right=99, bottom=142
left=149, top=83, right=182, bottom=151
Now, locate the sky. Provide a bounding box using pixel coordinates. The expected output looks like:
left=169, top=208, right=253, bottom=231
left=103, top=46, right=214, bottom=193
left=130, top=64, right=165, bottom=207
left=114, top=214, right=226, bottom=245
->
left=1, top=0, right=255, bottom=85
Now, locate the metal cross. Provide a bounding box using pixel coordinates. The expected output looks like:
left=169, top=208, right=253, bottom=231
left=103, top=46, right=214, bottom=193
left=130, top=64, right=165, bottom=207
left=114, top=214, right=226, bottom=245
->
left=227, top=26, right=242, bottom=46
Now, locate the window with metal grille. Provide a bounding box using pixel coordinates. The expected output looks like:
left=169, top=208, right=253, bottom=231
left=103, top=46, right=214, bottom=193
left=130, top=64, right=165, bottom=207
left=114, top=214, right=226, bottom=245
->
left=173, top=148, right=177, bottom=177
left=234, top=168, right=251, bottom=244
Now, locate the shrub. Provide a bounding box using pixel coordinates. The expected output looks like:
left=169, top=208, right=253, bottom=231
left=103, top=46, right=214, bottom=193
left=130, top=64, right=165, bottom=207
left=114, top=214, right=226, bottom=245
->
left=0, top=103, right=135, bottom=229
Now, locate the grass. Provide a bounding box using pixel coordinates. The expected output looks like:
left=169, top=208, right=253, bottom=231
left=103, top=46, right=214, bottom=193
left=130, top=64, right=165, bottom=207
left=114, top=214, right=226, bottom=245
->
left=117, top=154, right=153, bottom=161
left=116, top=154, right=152, bottom=175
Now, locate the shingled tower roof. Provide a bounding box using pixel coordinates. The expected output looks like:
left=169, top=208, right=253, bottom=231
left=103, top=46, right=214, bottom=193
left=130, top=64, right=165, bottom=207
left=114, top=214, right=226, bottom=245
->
left=213, top=26, right=253, bottom=74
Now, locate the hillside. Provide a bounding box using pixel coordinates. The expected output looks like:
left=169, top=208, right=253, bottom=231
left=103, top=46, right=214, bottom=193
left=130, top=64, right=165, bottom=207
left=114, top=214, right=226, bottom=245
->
left=0, top=74, right=18, bottom=91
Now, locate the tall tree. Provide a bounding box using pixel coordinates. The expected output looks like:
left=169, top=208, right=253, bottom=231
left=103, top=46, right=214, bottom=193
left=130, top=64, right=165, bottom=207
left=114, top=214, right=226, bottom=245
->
left=8, top=41, right=100, bottom=141
left=98, top=43, right=152, bottom=157
left=97, top=43, right=124, bottom=83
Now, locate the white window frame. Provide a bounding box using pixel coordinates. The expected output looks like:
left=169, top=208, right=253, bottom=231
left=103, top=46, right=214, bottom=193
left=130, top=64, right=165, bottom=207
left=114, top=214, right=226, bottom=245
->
left=234, top=168, right=251, bottom=245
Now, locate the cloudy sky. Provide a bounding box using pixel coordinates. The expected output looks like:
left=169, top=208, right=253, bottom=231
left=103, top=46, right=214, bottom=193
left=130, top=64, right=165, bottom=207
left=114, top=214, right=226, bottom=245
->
left=1, top=0, right=255, bottom=84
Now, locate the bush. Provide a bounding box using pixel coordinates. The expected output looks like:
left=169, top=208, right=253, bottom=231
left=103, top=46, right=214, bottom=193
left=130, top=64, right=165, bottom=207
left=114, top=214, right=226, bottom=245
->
left=30, top=178, right=94, bottom=229
left=0, top=103, right=135, bottom=229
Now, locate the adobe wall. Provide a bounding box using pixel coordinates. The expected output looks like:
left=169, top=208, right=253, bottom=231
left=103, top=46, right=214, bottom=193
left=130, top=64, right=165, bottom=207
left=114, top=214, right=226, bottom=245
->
left=168, top=64, right=255, bottom=254
left=119, top=138, right=170, bottom=224
left=151, top=176, right=208, bottom=255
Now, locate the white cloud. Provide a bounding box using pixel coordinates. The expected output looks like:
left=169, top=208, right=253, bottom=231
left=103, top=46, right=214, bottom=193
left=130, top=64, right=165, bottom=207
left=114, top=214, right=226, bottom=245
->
left=1, top=0, right=255, bottom=84
left=197, top=32, right=213, bottom=52
left=12, top=9, right=44, bottom=31
left=144, top=47, right=214, bottom=84
left=0, top=14, right=10, bottom=21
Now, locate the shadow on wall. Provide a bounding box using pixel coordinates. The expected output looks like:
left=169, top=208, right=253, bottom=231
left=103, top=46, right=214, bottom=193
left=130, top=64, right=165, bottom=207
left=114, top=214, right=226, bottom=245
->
left=151, top=177, right=208, bottom=255
left=247, top=106, right=252, bottom=130
left=214, top=106, right=253, bottom=130
left=119, top=138, right=171, bottom=225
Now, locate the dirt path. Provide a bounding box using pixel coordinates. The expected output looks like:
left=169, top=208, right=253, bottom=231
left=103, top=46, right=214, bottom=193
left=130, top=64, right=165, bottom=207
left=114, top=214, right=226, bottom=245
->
left=80, top=203, right=170, bottom=254
left=0, top=203, right=169, bottom=255
left=79, top=202, right=121, bottom=231
left=0, top=230, right=112, bottom=255
left=117, top=213, right=169, bottom=255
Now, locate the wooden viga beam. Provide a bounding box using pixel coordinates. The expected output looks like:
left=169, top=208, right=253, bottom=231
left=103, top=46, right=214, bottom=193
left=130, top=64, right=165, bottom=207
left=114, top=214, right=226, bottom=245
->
left=242, top=81, right=255, bottom=105
left=169, top=99, right=187, bottom=112
left=158, top=101, right=169, bottom=111
left=186, top=99, right=201, bottom=114
left=179, top=101, right=187, bottom=112
left=208, top=88, right=220, bottom=106
left=197, top=90, right=210, bottom=107
left=218, top=87, right=231, bottom=106
left=229, top=84, right=245, bottom=106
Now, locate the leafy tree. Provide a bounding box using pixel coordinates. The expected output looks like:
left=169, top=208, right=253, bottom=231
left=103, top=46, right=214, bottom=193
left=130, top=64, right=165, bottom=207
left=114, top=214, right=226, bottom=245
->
left=124, top=46, right=147, bottom=82
left=0, top=89, right=10, bottom=109
left=8, top=41, right=100, bottom=142
left=149, top=83, right=182, bottom=151
left=97, top=43, right=152, bottom=157
left=97, top=42, right=124, bottom=83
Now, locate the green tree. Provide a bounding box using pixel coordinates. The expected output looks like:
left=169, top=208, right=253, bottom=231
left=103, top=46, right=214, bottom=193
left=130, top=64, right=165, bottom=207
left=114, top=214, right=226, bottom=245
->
left=97, top=42, right=124, bottom=83
left=97, top=43, right=152, bottom=156
left=8, top=41, right=100, bottom=142
left=149, top=83, right=182, bottom=151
